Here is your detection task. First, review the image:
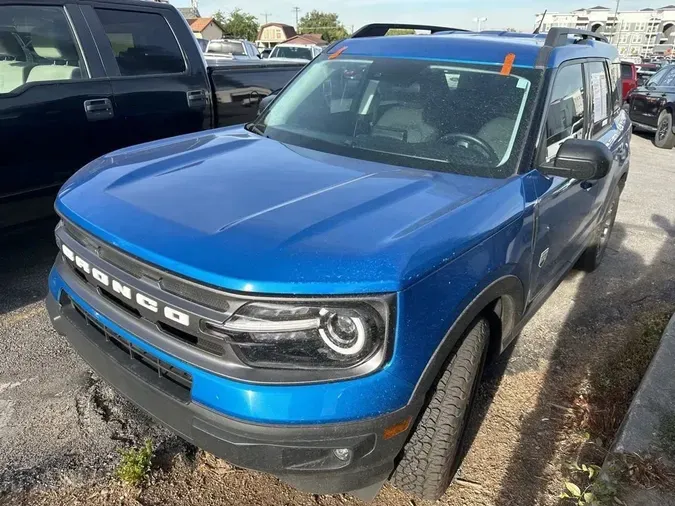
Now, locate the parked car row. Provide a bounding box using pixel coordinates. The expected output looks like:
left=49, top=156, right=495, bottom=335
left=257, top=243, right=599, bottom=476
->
left=626, top=63, right=675, bottom=149
left=198, top=37, right=323, bottom=64
left=0, top=0, right=305, bottom=230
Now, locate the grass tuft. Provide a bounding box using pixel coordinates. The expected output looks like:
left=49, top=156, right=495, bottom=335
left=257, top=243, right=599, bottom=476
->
left=116, top=439, right=153, bottom=486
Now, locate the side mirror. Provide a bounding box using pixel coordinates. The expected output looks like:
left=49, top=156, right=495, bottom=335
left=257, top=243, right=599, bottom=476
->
left=258, top=93, right=277, bottom=114
left=646, top=81, right=657, bottom=90
left=540, top=138, right=612, bottom=181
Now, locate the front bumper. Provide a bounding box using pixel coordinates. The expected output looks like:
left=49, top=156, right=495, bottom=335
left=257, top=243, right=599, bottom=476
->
left=47, top=283, right=420, bottom=496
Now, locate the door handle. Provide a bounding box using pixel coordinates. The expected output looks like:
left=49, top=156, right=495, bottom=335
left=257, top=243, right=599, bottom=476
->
left=84, top=98, right=113, bottom=121
left=187, top=90, right=207, bottom=109
left=580, top=181, right=595, bottom=191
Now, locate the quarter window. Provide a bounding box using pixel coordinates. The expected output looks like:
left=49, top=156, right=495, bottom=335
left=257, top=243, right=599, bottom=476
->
left=0, top=5, right=87, bottom=95
left=544, top=64, right=586, bottom=160
left=95, top=9, right=185, bottom=76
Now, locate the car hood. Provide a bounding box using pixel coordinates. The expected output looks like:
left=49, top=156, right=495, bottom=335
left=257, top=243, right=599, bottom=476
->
left=57, top=127, right=525, bottom=295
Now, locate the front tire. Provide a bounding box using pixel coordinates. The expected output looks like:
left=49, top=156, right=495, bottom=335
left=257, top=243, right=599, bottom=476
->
left=576, top=187, right=620, bottom=272
left=655, top=110, right=675, bottom=150
left=390, top=318, right=489, bottom=500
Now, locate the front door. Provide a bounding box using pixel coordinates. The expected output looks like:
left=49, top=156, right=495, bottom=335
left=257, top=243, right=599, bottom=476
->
left=0, top=3, right=117, bottom=228
left=529, top=62, right=599, bottom=298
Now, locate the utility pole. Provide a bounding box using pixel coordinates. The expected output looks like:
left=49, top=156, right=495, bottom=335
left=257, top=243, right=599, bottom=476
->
left=473, top=17, right=487, bottom=32
left=292, top=7, right=301, bottom=30
left=612, top=0, right=621, bottom=43
left=260, top=12, right=272, bottom=24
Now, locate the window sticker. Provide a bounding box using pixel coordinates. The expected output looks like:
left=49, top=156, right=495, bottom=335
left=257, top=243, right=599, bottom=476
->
left=591, top=72, right=608, bottom=124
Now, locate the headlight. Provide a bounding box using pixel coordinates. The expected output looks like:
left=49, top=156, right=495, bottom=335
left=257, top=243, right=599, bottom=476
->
left=201, top=301, right=388, bottom=370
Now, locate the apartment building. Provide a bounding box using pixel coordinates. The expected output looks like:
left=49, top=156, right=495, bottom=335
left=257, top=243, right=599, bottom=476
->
left=535, top=5, right=675, bottom=59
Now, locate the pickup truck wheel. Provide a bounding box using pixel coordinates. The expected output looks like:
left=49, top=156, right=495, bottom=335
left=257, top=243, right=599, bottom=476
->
left=390, top=317, right=489, bottom=500
left=576, top=188, right=620, bottom=272
left=654, top=110, right=675, bottom=149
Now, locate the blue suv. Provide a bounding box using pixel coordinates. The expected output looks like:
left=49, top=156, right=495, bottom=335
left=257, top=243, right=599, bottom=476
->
left=48, top=24, right=631, bottom=500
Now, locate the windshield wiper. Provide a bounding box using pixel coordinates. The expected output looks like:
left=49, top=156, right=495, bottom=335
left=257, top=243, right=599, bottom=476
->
left=245, top=122, right=267, bottom=137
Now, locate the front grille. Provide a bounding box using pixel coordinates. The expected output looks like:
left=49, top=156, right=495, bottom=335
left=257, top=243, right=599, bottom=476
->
left=62, top=220, right=231, bottom=312
left=64, top=292, right=193, bottom=397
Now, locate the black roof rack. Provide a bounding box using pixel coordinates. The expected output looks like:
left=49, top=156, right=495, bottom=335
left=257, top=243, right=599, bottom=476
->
left=534, top=27, right=609, bottom=68
left=543, top=27, right=608, bottom=47
left=351, top=23, right=468, bottom=38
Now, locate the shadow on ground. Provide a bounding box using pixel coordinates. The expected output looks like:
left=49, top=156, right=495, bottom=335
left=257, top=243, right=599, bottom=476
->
left=494, top=217, right=675, bottom=505
left=0, top=218, right=58, bottom=316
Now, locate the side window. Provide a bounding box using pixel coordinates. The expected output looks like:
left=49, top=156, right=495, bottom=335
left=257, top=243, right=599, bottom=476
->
left=586, top=61, right=611, bottom=136
left=659, top=68, right=675, bottom=87
left=544, top=64, right=585, bottom=161
left=0, top=5, right=87, bottom=95
left=647, top=66, right=671, bottom=87
left=95, top=9, right=186, bottom=76
left=608, top=60, right=621, bottom=112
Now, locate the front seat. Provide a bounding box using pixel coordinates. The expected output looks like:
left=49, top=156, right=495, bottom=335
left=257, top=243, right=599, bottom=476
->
left=26, top=24, right=81, bottom=84
left=0, top=31, right=33, bottom=94
left=477, top=117, right=516, bottom=162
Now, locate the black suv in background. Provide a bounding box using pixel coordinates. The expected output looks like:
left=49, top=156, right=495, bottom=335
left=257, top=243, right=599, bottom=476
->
left=628, top=63, right=675, bottom=149
left=0, top=0, right=303, bottom=230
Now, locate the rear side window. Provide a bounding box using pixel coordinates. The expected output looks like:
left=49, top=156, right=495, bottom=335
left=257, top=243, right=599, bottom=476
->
left=586, top=61, right=611, bottom=136
left=0, top=5, right=87, bottom=95
left=95, top=9, right=185, bottom=76
left=620, top=63, right=633, bottom=79
left=544, top=63, right=586, bottom=161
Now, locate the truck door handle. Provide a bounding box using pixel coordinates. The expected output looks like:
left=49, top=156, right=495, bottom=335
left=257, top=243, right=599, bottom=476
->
left=581, top=181, right=595, bottom=191
left=187, top=90, right=207, bottom=109
left=84, top=98, right=114, bottom=121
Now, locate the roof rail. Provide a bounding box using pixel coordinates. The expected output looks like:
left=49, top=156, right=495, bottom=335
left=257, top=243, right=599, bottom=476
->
left=351, top=23, right=468, bottom=38
left=543, top=27, right=608, bottom=47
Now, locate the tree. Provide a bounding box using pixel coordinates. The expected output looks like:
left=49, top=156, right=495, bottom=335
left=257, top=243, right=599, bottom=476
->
left=298, top=10, right=349, bottom=43
left=213, top=8, right=259, bottom=42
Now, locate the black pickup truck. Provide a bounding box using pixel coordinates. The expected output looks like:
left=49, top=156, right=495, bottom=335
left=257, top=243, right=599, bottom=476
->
left=0, top=0, right=304, bottom=229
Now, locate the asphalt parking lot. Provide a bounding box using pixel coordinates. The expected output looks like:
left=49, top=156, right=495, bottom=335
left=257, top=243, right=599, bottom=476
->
left=0, top=133, right=674, bottom=505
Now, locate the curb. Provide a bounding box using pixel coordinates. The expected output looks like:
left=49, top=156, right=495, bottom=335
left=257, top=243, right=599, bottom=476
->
left=603, top=311, right=675, bottom=505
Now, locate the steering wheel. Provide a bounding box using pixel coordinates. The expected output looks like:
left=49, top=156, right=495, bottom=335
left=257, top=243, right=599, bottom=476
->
left=439, top=133, right=499, bottom=165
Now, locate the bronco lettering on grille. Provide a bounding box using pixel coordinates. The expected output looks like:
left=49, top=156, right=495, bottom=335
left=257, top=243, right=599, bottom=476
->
left=61, top=243, right=190, bottom=327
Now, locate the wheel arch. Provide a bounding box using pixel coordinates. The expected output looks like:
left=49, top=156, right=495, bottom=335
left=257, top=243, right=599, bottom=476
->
left=408, top=275, right=525, bottom=402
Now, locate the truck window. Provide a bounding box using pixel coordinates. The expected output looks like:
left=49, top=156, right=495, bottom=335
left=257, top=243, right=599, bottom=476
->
left=544, top=64, right=585, bottom=161
left=95, top=9, right=186, bottom=76
left=271, top=46, right=313, bottom=60
left=207, top=41, right=246, bottom=56
left=0, top=5, right=87, bottom=95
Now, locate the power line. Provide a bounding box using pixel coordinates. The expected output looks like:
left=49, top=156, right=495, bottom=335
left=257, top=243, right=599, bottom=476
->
left=292, top=7, right=301, bottom=29
left=260, top=11, right=272, bottom=24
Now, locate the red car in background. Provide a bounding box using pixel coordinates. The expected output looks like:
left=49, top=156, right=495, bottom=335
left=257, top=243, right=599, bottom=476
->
left=621, top=61, right=638, bottom=102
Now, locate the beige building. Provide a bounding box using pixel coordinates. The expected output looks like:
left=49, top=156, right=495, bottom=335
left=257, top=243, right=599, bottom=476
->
left=255, top=23, right=298, bottom=49
left=186, top=17, right=224, bottom=41
left=535, top=5, right=675, bottom=59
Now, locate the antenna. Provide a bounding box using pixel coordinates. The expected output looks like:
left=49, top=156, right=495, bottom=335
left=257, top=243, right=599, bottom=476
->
left=534, top=9, right=547, bottom=34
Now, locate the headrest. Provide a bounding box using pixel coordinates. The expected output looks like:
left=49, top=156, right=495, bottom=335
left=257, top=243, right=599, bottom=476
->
left=31, top=23, right=78, bottom=61
left=0, top=31, right=23, bottom=59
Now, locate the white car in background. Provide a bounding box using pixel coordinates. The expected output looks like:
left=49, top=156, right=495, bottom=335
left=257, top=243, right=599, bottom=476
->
left=205, top=39, right=261, bottom=62
left=268, top=44, right=323, bottom=63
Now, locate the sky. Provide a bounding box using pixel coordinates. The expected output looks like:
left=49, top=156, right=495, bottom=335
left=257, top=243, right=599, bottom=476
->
left=172, top=0, right=656, bottom=33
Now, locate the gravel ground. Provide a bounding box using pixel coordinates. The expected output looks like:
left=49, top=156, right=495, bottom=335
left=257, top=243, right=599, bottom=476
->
left=0, top=133, right=673, bottom=505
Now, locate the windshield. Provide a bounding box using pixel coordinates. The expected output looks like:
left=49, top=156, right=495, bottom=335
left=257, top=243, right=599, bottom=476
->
left=207, top=41, right=245, bottom=56
left=253, top=56, right=542, bottom=178
left=271, top=46, right=314, bottom=60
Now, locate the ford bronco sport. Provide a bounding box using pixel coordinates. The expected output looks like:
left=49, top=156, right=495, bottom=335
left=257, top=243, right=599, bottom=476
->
left=48, top=24, right=631, bottom=501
